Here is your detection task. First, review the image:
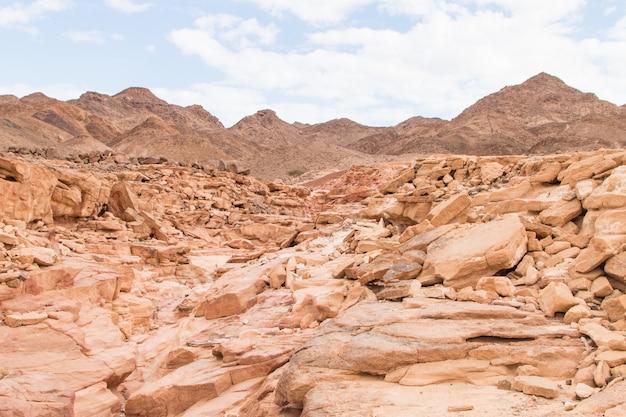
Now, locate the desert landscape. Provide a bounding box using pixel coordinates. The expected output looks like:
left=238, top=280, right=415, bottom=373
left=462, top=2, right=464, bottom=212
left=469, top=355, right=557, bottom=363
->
left=1, top=73, right=626, bottom=416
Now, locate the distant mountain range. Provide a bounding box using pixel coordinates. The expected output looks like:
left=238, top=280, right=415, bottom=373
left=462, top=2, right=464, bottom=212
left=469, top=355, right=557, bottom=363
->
left=1, top=72, right=625, bottom=179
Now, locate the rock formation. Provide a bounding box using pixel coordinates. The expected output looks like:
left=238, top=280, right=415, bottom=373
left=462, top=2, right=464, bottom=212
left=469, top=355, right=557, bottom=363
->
left=0, top=146, right=626, bottom=416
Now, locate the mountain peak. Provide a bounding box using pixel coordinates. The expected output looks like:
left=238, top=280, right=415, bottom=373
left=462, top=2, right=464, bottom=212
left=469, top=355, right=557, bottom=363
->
left=113, top=87, right=165, bottom=104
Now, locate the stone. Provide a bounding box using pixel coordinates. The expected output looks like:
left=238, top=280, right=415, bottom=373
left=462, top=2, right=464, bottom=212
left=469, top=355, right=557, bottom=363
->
left=51, top=168, right=111, bottom=218
left=579, top=321, right=626, bottom=349
left=0, top=371, right=75, bottom=417
left=475, top=276, right=515, bottom=297
left=419, top=215, right=528, bottom=289
left=594, top=360, right=612, bottom=387
left=538, top=282, right=579, bottom=317
left=394, top=358, right=507, bottom=386
left=426, top=192, right=471, bottom=227
left=511, top=375, right=560, bottom=399
left=575, top=382, right=595, bottom=399
left=538, top=198, right=583, bottom=227
left=590, top=276, right=613, bottom=297
left=10, top=247, right=57, bottom=266
left=195, top=261, right=271, bottom=319
left=605, top=252, right=626, bottom=284
left=601, top=294, right=626, bottom=322
left=595, top=350, right=626, bottom=367
left=575, top=236, right=624, bottom=273
left=584, top=166, right=626, bottom=209
left=74, top=381, right=121, bottom=417
left=0, top=157, right=57, bottom=224
left=563, top=304, right=592, bottom=324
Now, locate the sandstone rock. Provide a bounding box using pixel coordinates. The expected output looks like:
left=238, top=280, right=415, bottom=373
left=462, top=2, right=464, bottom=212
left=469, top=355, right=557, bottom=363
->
left=426, top=191, right=471, bottom=227
left=601, top=294, right=626, bottom=322
left=538, top=198, right=582, bottom=227
left=0, top=157, right=57, bottom=224
left=52, top=168, right=110, bottom=218
left=575, top=382, right=595, bottom=399
left=538, top=282, right=579, bottom=317
left=475, top=276, right=515, bottom=297
left=511, top=375, right=560, bottom=399
left=419, top=215, right=528, bottom=289
left=590, top=276, right=613, bottom=297
left=584, top=166, right=626, bottom=209
left=74, top=381, right=121, bottom=417
left=10, top=247, right=56, bottom=266
left=393, top=358, right=507, bottom=386
left=605, top=252, right=626, bottom=284
left=0, top=371, right=75, bottom=417
left=195, top=261, right=270, bottom=319
left=579, top=321, right=626, bottom=349
left=574, top=236, right=625, bottom=273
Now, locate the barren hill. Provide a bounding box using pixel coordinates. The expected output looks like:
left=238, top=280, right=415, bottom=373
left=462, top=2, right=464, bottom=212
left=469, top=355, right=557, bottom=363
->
left=1, top=73, right=625, bottom=179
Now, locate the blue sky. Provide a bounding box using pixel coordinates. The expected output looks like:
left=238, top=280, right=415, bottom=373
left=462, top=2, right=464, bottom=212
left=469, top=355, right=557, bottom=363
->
left=1, top=0, right=625, bottom=127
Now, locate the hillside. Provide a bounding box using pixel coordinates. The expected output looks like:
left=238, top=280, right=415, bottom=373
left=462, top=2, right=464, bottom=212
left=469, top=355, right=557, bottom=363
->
left=1, top=72, right=625, bottom=179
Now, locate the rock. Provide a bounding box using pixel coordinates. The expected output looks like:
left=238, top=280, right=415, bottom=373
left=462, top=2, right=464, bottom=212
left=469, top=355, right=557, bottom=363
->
left=51, top=168, right=111, bottom=218
left=74, top=381, right=121, bottom=417
left=605, top=252, right=626, bottom=284
left=584, top=166, right=626, bottom=209
left=4, top=311, right=48, bottom=327
left=511, top=375, right=560, bottom=399
left=538, top=198, right=582, bottom=227
left=0, top=371, right=75, bottom=417
left=195, top=261, right=270, bottom=319
left=0, top=157, right=57, bottom=224
left=393, top=358, right=507, bottom=386
left=538, top=282, right=579, bottom=317
left=579, top=321, right=626, bottom=349
left=426, top=192, right=471, bottom=227
left=574, top=236, right=624, bottom=273
left=419, top=215, right=528, bottom=289
left=575, top=382, right=595, bottom=399
left=475, top=276, right=516, bottom=297
left=601, top=294, right=626, bottom=322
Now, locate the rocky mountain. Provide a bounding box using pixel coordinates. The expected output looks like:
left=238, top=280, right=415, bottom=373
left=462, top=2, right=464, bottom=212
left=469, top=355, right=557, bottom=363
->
left=1, top=73, right=625, bottom=181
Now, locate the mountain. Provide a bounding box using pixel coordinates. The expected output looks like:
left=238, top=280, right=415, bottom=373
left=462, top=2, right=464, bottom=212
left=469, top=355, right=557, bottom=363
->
left=1, top=72, right=625, bottom=179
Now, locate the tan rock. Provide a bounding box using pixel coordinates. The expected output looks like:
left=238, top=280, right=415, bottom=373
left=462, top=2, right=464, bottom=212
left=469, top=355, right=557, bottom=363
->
left=10, top=247, right=57, bottom=266
left=605, top=252, right=626, bottom=285
left=601, top=294, right=626, bottom=322
left=0, top=371, right=75, bottom=417
left=575, top=236, right=625, bottom=273
left=579, top=321, right=626, bottom=349
left=74, top=381, right=121, bottom=417
left=563, top=304, right=592, bottom=324
left=590, top=276, right=614, bottom=297
left=584, top=165, right=626, bottom=209
left=4, top=311, right=48, bottom=327
left=195, top=262, right=270, bottom=320
left=480, top=162, right=504, bottom=184
left=575, top=382, right=595, bottom=399
left=419, top=215, right=528, bottom=289
left=125, top=360, right=232, bottom=417
left=538, top=198, right=582, bottom=227
left=0, top=157, right=57, bottom=224
left=395, top=358, right=507, bottom=386
left=511, top=375, right=560, bottom=399
left=538, top=282, right=579, bottom=317
left=475, top=276, right=515, bottom=297
left=426, top=192, right=471, bottom=227
left=594, top=360, right=612, bottom=387
left=51, top=168, right=111, bottom=218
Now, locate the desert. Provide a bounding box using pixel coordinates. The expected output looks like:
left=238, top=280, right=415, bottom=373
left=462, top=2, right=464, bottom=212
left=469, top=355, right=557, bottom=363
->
left=1, top=73, right=626, bottom=416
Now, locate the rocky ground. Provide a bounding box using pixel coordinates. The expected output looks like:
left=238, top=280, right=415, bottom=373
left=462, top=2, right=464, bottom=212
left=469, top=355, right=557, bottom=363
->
left=1, top=149, right=626, bottom=416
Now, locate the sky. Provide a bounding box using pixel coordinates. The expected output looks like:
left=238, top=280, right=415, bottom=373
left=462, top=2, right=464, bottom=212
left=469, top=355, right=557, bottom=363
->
left=1, top=1, right=625, bottom=127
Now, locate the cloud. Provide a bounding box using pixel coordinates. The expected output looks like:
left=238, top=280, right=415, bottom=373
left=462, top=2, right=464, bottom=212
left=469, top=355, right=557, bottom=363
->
left=153, top=84, right=268, bottom=127
left=241, top=0, right=377, bottom=25
left=104, top=0, right=152, bottom=14
left=168, top=1, right=626, bottom=125
left=0, top=0, right=73, bottom=32
left=64, top=30, right=124, bottom=43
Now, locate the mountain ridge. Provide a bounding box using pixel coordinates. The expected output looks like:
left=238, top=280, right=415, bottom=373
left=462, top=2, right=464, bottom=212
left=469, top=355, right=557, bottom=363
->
left=1, top=72, right=625, bottom=179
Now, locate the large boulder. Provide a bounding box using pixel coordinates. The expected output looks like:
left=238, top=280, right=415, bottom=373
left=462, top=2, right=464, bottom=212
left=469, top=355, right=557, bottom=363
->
left=0, top=157, right=57, bottom=224
left=419, top=215, right=528, bottom=289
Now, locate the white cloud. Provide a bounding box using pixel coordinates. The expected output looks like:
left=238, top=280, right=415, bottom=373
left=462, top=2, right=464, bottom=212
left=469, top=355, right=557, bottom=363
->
left=64, top=30, right=124, bottom=43
left=167, top=0, right=626, bottom=125
left=104, top=0, right=152, bottom=14
left=193, top=14, right=279, bottom=49
left=65, top=30, right=106, bottom=44
left=146, top=44, right=156, bottom=53
left=242, top=0, right=377, bottom=25
left=153, top=84, right=268, bottom=127
left=0, top=82, right=85, bottom=101
left=0, top=0, right=73, bottom=32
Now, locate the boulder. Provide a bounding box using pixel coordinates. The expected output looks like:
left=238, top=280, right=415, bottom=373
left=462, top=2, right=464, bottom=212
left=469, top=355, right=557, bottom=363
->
left=51, top=168, right=111, bottom=218
left=0, top=371, right=75, bottom=417
left=419, top=215, right=528, bottom=289
left=0, top=157, right=57, bottom=224
left=538, top=282, right=579, bottom=317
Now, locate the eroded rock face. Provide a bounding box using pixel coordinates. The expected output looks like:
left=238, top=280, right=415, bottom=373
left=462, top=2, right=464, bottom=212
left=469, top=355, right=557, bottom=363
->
left=2, top=150, right=626, bottom=417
